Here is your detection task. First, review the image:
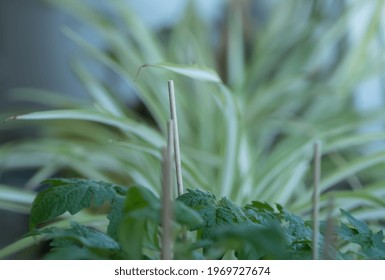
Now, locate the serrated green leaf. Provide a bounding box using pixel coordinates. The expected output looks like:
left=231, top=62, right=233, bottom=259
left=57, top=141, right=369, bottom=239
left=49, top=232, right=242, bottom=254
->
left=26, top=221, right=123, bottom=259
left=339, top=209, right=385, bottom=259
left=216, top=197, right=249, bottom=225
left=245, top=201, right=276, bottom=213
left=177, top=188, right=216, bottom=208
left=40, top=221, right=120, bottom=250
left=338, top=222, right=356, bottom=241
left=177, top=188, right=217, bottom=238
left=29, top=178, right=126, bottom=230
left=243, top=201, right=279, bottom=226
left=177, top=189, right=251, bottom=240
left=341, top=209, right=370, bottom=234
left=276, top=204, right=313, bottom=244
left=364, top=231, right=385, bottom=259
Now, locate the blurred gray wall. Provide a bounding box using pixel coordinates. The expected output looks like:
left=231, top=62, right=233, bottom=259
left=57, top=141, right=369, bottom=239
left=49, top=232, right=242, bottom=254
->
left=0, top=0, right=86, bottom=111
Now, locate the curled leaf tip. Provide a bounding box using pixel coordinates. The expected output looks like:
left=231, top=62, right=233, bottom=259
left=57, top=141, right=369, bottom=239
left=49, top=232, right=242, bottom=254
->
left=135, top=64, right=150, bottom=82
left=4, top=115, right=18, bottom=124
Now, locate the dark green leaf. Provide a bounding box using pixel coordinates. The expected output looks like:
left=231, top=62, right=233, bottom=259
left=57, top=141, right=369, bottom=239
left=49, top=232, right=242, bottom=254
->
left=276, top=204, right=313, bottom=244
left=339, top=209, right=385, bottom=259
left=177, top=188, right=217, bottom=238
left=123, top=186, right=159, bottom=213
left=44, top=246, right=121, bottom=260
left=177, top=189, right=251, bottom=240
left=341, top=209, right=370, bottom=234
left=243, top=200, right=278, bottom=226
left=338, top=222, right=356, bottom=241
left=118, top=215, right=147, bottom=259
left=177, top=188, right=216, bottom=208
left=245, top=201, right=276, bottom=213
left=118, top=186, right=160, bottom=259
left=30, top=178, right=126, bottom=230
left=364, top=231, right=385, bottom=259
left=106, top=195, right=125, bottom=239
left=216, top=197, right=249, bottom=224
left=174, top=200, right=203, bottom=229
left=208, top=221, right=287, bottom=260
left=39, top=221, right=120, bottom=250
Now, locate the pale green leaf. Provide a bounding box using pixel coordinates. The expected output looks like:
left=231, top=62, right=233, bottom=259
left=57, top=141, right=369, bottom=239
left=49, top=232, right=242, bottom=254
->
left=137, top=63, right=223, bottom=83
left=10, top=109, right=164, bottom=148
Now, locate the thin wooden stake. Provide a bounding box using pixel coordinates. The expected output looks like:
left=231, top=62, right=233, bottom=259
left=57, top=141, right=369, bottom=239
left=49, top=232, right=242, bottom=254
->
left=168, top=80, right=184, bottom=196
left=160, top=121, right=174, bottom=260
left=312, top=141, right=321, bottom=260
left=323, top=197, right=336, bottom=260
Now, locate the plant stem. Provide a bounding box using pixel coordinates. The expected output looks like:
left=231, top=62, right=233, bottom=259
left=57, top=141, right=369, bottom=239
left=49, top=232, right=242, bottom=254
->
left=312, top=141, right=321, bottom=260
left=160, top=120, right=174, bottom=260
left=168, top=80, right=184, bottom=196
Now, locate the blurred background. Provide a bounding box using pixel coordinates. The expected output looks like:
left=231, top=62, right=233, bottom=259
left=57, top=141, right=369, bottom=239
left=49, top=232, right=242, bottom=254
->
left=1, top=0, right=385, bottom=258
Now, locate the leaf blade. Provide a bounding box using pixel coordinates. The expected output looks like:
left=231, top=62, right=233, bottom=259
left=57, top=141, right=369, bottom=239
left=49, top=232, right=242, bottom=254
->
left=29, top=178, right=125, bottom=232
left=138, top=63, right=223, bottom=83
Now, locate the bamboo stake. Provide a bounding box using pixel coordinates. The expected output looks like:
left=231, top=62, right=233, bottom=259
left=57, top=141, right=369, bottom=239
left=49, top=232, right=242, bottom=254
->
left=312, top=141, right=321, bottom=260
left=323, top=197, right=336, bottom=260
left=168, top=80, right=184, bottom=196
left=160, top=120, right=174, bottom=260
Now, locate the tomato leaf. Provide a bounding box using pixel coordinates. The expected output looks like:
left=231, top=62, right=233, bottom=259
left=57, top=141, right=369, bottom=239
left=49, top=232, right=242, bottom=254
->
left=29, top=178, right=126, bottom=238
left=339, top=209, right=385, bottom=259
